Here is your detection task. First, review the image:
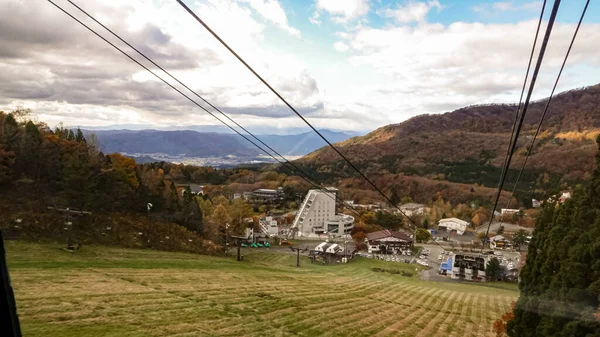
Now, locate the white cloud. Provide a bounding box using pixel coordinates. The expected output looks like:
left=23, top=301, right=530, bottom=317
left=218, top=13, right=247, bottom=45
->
left=0, top=0, right=321, bottom=128
left=309, top=11, right=321, bottom=25
left=313, top=0, right=370, bottom=23
left=473, top=1, right=543, bottom=14
left=316, top=19, right=600, bottom=128
left=492, top=2, right=512, bottom=11
left=378, top=0, right=442, bottom=24
left=333, top=41, right=349, bottom=52
left=239, top=0, right=301, bottom=37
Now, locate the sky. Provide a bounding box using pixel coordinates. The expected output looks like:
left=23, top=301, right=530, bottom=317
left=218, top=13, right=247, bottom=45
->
left=1, top=0, right=599, bottom=134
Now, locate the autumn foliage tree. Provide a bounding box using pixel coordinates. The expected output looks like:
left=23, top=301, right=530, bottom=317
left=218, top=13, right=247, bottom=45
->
left=0, top=110, right=217, bottom=254
left=493, top=302, right=516, bottom=337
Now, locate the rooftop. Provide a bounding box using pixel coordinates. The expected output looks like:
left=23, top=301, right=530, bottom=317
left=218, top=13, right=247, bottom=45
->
left=399, top=203, right=425, bottom=209
left=438, top=218, right=469, bottom=225
left=475, top=222, right=534, bottom=234
left=366, top=229, right=412, bottom=242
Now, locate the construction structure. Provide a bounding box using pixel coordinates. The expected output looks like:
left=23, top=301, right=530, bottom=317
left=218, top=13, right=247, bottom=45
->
left=291, top=187, right=354, bottom=238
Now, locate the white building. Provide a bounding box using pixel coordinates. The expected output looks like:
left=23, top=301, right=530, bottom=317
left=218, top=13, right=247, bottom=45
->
left=500, top=208, right=519, bottom=216
left=397, top=203, right=425, bottom=217
left=258, top=216, right=279, bottom=236
left=291, top=188, right=354, bottom=238
left=314, top=242, right=343, bottom=254
left=437, top=218, right=469, bottom=235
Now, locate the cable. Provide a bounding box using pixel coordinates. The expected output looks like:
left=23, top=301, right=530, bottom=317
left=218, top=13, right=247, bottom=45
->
left=49, top=0, right=369, bottom=231
left=175, top=0, right=421, bottom=227
left=498, top=0, right=547, bottom=209
left=504, top=0, right=590, bottom=210
left=481, top=0, right=562, bottom=250
left=51, top=0, right=444, bottom=250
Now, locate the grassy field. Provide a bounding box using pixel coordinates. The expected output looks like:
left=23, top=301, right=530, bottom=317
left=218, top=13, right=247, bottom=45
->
left=5, top=241, right=518, bottom=337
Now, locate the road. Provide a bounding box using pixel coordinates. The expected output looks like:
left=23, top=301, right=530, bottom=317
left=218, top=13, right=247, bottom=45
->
left=418, top=244, right=450, bottom=282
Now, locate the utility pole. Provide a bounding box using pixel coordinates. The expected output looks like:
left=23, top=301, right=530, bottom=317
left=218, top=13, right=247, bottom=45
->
left=47, top=206, right=91, bottom=250
left=289, top=246, right=308, bottom=267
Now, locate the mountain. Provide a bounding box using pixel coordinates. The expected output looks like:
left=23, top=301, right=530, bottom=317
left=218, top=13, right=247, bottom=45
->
left=299, top=84, right=600, bottom=204
left=257, top=130, right=361, bottom=156
left=85, top=129, right=359, bottom=159
left=81, top=124, right=365, bottom=136
left=86, top=130, right=260, bottom=157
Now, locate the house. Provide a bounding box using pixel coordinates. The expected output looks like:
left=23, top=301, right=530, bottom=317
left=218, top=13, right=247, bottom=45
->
left=532, top=199, right=541, bottom=208
left=437, top=218, right=469, bottom=235
left=176, top=184, right=203, bottom=196
left=310, top=241, right=354, bottom=263
left=489, top=235, right=513, bottom=250
left=397, top=203, right=425, bottom=217
left=242, top=192, right=253, bottom=200
left=251, top=187, right=284, bottom=203
left=233, top=193, right=241, bottom=200
left=500, top=208, right=519, bottom=216
left=559, top=192, right=571, bottom=204
left=258, top=216, right=279, bottom=236
left=291, top=188, right=354, bottom=238
left=314, top=242, right=343, bottom=254
left=365, top=229, right=413, bottom=254
left=344, top=200, right=355, bottom=206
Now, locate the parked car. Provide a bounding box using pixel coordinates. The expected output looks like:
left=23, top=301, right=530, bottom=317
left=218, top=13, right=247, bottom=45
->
left=280, top=240, right=293, bottom=246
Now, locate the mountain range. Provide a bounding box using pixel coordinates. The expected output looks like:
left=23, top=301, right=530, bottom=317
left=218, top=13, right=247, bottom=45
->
left=85, top=129, right=359, bottom=158
left=298, top=84, right=600, bottom=205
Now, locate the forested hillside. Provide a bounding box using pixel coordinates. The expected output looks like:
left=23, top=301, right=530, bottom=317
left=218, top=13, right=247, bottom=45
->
left=504, top=135, right=600, bottom=337
left=300, top=84, right=600, bottom=206
left=0, top=110, right=246, bottom=254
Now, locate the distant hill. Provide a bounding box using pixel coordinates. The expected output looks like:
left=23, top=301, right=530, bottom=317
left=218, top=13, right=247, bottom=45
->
left=299, top=84, right=600, bottom=205
left=257, top=130, right=360, bottom=156
left=86, top=130, right=260, bottom=157
left=85, top=129, right=358, bottom=159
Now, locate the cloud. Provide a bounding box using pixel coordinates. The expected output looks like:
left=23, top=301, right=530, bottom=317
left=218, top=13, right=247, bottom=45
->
left=378, top=0, right=442, bottom=24
left=309, top=11, right=321, bottom=25
left=0, top=0, right=323, bottom=129
left=333, top=41, right=349, bottom=52
left=321, top=18, right=600, bottom=127
left=473, top=1, right=543, bottom=14
left=313, top=0, right=370, bottom=23
left=239, top=0, right=301, bottom=37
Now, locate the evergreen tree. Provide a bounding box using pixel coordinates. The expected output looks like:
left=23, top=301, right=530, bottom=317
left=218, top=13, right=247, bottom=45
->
left=506, top=135, right=600, bottom=337
left=75, top=128, right=86, bottom=143
left=486, top=257, right=503, bottom=281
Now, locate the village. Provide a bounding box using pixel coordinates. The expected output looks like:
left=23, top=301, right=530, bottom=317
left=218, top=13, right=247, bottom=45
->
left=198, top=185, right=561, bottom=284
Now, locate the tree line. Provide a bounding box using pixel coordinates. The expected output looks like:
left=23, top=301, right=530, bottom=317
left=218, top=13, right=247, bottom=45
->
left=497, top=135, right=600, bottom=336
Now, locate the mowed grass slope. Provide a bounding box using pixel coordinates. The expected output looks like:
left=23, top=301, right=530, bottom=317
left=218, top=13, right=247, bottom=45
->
left=5, top=242, right=518, bottom=337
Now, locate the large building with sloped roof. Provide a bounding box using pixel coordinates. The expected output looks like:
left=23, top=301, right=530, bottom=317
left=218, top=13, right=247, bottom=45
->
left=365, top=229, right=413, bottom=254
